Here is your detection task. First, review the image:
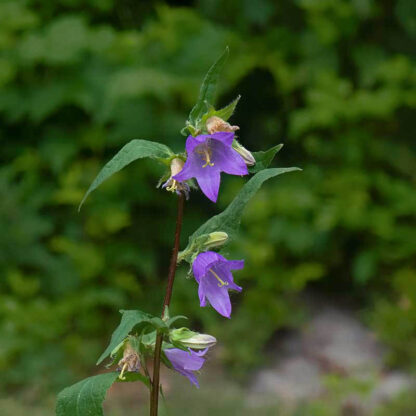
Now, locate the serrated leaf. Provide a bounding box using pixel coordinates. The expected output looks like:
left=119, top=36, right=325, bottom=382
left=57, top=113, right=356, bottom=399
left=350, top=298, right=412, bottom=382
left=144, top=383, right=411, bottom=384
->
left=249, top=144, right=284, bottom=173
left=182, top=167, right=301, bottom=255
left=97, top=309, right=152, bottom=365
left=188, top=47, right=229, bottom=125
left=79, top=140, right=174, bottom=210
left=56, top=372, right=119, bottom=416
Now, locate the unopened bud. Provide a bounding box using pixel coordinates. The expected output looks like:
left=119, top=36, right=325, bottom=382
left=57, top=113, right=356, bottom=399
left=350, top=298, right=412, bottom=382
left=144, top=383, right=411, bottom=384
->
left=203, top=231, right=228, bottom=250
left=232, top=141, right=256, bottom=166
left=181, top=333, right=217, bottom=349
left=170, top=328, right=217, bottom=349
left=206, top=116, right=239, bottom=134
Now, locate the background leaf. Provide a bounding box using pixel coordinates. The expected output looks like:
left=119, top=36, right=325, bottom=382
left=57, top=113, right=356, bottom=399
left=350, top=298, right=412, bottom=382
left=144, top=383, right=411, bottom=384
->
left=56, top=372, right=119, bottom=416
left=79, top=140, right=174, bottom=210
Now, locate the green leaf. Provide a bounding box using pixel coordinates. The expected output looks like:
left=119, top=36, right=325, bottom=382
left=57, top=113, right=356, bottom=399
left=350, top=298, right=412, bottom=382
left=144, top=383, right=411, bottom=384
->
left=188, top=47, right=229, bottom=125
left=182, top=167, right=301, bottom=256
left=97, top=309, right=152, bottom=365
left=249, top=144, right=284, bottom=173
left=165, top=315, right=188, bottom=327
left=79, top=140, right=174, bottom=210
left=56, top=372, right=119, bottom=416
left=201, top=95, right=241, bottom=126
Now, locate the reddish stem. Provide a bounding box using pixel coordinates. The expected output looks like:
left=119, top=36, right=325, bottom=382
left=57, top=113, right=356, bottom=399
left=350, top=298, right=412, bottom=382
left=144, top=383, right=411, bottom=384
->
left=149, top=193, right=185, bottom=416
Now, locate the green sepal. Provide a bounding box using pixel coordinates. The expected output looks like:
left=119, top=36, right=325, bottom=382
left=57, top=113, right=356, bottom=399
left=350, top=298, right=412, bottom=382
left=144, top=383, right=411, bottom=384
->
left=165, top=315, right=188, bottom=327
left=116, top=371, right=151, bottom=388
left=249, top=144, right=284, bottom=173
left=79, top=139, right=174, bottom=210
left=200, top=95, right=241, bottom=126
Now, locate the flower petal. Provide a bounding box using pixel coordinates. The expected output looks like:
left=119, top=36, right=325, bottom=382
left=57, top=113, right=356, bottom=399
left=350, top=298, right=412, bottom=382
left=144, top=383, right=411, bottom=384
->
left=211, top=141, right=248, bottom=176
left=196, top=169, right=221, bottom=202
left=227, top=260, right=245, bottom=270
left=201, top=275, right=232, bottom=318
left=210, top=132, right=234, bottom=146
left=192, top=251, right=221, bottom=281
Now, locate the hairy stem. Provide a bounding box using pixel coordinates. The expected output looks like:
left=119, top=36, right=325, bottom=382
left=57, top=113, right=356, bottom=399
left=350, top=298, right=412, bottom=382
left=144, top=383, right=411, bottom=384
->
left=150, top=193, right=185, bottom=416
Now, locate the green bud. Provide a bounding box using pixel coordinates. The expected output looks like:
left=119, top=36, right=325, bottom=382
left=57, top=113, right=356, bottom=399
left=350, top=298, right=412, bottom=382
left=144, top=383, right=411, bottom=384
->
left=203, top=231, right=229, bottom=250
left=169, top=328, right=217, bottom=349
left=232, top=140, right=256, bottom=166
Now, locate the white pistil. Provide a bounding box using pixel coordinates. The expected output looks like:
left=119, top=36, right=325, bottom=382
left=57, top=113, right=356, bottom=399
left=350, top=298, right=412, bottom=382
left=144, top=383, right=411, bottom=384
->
left=119, top=362, right=128, bottom=380
left=209, top=269, right=228, bottom=288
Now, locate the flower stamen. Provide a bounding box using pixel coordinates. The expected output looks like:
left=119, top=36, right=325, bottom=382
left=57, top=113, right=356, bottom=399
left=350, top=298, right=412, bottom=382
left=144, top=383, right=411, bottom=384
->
left=196, top=146, right=214, bottom=168
left=209, top=269, right=228, bottom=288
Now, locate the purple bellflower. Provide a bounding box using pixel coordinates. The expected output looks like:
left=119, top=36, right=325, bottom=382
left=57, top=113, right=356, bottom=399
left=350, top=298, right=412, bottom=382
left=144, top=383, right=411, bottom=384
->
left=173, top=132, right=248, bottom=202
left=192, top=251, right=244, bottom=318
left=164, top=348, right=208, bottom=388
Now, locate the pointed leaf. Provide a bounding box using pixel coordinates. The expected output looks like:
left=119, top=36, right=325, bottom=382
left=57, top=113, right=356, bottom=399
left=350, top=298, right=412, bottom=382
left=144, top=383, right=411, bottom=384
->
left=201, top=95, right=241, bottom=126
left=182, top=167, right=301, bottom=256
left=249, top=144, right=284, bottom=173
left=56, top=372, right=119, bottom=416
left=97, top=309, right=152, bottom=365
left=188, top=47, right=229, bottom=124
left=79, top=140, right=174, bottom=210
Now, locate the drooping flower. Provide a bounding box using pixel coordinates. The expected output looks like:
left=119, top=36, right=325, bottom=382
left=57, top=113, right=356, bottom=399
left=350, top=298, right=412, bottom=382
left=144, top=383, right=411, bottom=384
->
left=162, top=157, right=190, bottom=199
left=117, top=341, right=141, bottom=380
left=192, top=251, right=244, bottom=318
left=173, top=132, right=248, bottom=202
left=164, top=348, right=208, bottom=388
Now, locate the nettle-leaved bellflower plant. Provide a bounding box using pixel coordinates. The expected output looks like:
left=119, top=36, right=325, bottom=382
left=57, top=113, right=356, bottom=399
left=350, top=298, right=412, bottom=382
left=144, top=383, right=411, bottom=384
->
left=57, top=47, right=300, bottom=416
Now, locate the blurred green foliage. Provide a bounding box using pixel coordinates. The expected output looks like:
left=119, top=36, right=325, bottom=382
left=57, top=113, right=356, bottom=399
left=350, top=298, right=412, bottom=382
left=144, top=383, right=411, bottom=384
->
left=0, top=0, right=415, bottom=394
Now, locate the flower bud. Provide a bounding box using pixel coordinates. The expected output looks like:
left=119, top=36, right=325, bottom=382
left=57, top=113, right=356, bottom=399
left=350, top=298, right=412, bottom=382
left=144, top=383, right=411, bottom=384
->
left=180, top=333, right=217, bottom=349
left=206, top=116, right=239, bottom=134
left=203, top=231, right=229, bottom=250
left=170, top=328, right=217, bottom=349
left=232, top=141, right=256, bottom=166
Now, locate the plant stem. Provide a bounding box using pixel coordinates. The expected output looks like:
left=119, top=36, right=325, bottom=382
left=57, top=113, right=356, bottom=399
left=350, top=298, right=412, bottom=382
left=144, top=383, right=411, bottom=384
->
left=150, top=193, right=185, bottom=416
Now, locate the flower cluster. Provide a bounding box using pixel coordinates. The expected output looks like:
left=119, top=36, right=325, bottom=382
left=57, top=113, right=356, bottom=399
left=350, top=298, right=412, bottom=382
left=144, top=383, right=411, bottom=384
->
left=160, top=116, right=253, bottom=386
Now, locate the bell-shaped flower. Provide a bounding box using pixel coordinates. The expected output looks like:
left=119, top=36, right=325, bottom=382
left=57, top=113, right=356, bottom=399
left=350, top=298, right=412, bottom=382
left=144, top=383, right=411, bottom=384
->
left=164, top=348, right=208, bottom=388
left=192, top=251, right=244, bottom=318
left=173, top=132, right=248, bottom=202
